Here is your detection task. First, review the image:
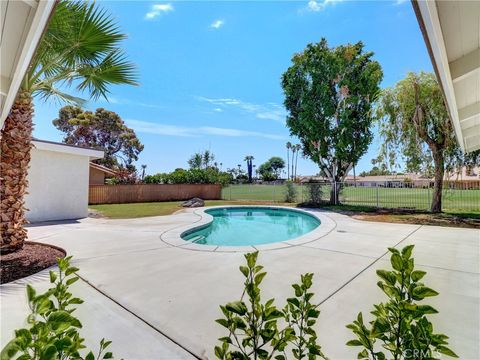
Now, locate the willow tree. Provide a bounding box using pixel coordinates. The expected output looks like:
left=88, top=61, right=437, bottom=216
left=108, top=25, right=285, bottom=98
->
left=0, top=1, right=137, bottom=254
left=377, top=72, right=458, bottom=213
left=282, top=39, right=383, bottom=203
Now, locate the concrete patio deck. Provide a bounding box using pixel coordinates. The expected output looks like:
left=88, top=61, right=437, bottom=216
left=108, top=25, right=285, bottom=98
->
left=1, top=208, right=478, bottom=359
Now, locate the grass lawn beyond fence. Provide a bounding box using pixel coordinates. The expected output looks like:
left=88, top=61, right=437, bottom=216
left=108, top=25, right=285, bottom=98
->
left=221, top=184, right=480, bottom=213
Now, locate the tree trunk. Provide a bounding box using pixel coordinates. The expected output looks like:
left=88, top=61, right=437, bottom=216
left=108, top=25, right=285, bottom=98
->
left=0, top=91, right=34, bottom=254
left=329, top=181, right=340, bottom=204
left=431, top=150, right=444, bottom=213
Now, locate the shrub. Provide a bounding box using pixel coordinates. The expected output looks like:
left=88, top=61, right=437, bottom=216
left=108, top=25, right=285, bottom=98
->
left=144, top=168, right=232, bottom=186
left=305, top=182, right=323, bottom=205
left=1, top=256, right=117, bottom=360
left=284, top=181, right=297, bottom=203
left=214, top=252, right=327, bottom=360
left=346, top=245, right=457, bottom=359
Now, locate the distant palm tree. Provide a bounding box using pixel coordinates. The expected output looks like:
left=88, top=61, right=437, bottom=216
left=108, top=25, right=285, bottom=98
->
left=141, top=164, right=147, bottom=180
left=290, top=145, right=296, bottom=180
left=286, top=142, right=292, bottom=180
left=294, top=144, right=302, bottom=181
left=0, top=0, right=137, bottom=254
left=244, top=155, right=254, bottom=183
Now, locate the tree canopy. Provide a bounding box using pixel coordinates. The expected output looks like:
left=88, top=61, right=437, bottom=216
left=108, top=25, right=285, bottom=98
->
left=281, top=38, right=383, bottom=202
left=53, top=106, right=144, bottom=169
left=376, top=72, right=473, bottom=212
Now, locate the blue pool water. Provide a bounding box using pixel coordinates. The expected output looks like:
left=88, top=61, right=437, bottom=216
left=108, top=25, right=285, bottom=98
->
left=181, top=207, right=320, bottom=246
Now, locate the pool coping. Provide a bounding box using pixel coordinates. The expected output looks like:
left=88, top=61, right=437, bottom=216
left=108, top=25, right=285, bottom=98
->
left=160, top=205, right=337, bottom=252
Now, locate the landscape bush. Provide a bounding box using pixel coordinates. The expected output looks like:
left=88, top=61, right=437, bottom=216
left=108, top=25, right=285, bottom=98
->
left=144, top=168, right=233, bottom=186
left=305, top=182, right=324, bottom=205
left=215, top=246, right=458, bottom=359
left=346, top=245, right=457, bottom=359
left=214, top=252, right=327, bottom=360
left=284, top=181, right=297, bottom=203
left=1, top=257, right=117, bottom=360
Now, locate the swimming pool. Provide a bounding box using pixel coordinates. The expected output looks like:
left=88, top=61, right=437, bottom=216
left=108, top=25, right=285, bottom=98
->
left=181, top=207, right=321, bottom=246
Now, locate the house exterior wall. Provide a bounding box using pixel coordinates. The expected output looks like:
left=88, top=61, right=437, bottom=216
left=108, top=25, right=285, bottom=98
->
left=89, top=167, right=106, bottom=185
left=25, top=148, right=91, bottom=222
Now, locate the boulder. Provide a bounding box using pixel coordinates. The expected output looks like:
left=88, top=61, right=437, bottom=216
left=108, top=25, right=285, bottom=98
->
left=181, top=197, right=205, bottom=208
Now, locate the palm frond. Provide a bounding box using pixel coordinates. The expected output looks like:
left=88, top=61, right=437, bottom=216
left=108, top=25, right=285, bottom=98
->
left=28, top=0, right=137, bottom=104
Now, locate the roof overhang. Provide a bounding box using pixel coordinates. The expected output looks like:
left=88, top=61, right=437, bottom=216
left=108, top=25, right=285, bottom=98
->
left=412, top=0, right=480, bottom=153
left=33, top=139, right=104, bottom=160
left=0, top=0, right=56, bottom=129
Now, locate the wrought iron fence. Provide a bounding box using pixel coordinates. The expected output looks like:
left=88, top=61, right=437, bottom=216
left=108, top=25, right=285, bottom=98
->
left=221, top=181, right=480, bottom=212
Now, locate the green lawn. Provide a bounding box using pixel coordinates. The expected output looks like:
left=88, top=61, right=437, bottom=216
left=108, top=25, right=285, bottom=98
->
left=221, top=184, right=480, bottom=213
left=90, top=200, right=295, bottom=219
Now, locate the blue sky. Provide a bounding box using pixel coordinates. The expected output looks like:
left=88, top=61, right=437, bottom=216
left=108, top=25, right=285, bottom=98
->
left=33, top=0, right=433, bottom=176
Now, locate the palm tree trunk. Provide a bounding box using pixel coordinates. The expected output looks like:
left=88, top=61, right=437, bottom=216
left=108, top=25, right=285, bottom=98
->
left=286, top=149, right=290, bottom=180
left=0, top=91, right=33, bottom=254
left=294, top=150, right=299, bottom=181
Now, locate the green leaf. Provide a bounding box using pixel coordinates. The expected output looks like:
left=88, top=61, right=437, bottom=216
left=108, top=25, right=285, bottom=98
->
left=225, top=301, right=247, bottom=316
left=49, top=271, right=57, bottom=283
left=376, top=270, right=396, bottom=285
left=412, top=286, right=439, bottom=300
left=39, top=344, right=57, bottom=360
left=85, top=352, right=95, bottom=360
left=401, top=244, right=414, bottom=259
left=26, top=285, right=36, bottom=302
left=239, top=266, right=249, bottom=277
left=103, top=352, right=113, bottom=359
left=390, top=253, right=403, bottom=271
left=254, top=272, right=267, bottom=285
left=411, top=270, right=427, bottom=282
left=0, top=339, right=21, bottom=360
left=436, top=345, right=459, bottom=358
left=65, top=267, right=79, bottom=276
left=346, top=339, right=363, bottom=347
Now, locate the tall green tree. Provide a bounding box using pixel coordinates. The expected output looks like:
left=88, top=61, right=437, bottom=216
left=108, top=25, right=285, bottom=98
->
left=0, top=0, right=137, bottom=254
left=377, top=72, right=467, bottom=212
left=281, top=38, right=383, bottom=203
left=53, top=106, right=143, bottom=170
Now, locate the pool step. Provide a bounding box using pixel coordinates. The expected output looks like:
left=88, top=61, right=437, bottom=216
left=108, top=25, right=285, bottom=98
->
left=190, top=235, right=206, bottom=243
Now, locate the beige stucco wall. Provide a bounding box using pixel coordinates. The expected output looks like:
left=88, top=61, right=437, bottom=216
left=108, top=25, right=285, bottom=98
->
left=25, top=147, right=91, bottom=223
left=89, top=167, right=106, bottom=185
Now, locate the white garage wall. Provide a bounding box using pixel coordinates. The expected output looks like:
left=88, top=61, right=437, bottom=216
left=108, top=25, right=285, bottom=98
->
left=25, top=141, right=103, bottom=223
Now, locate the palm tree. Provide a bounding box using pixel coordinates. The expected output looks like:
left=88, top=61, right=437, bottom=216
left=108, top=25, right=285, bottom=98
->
left=294, top=144, right=302, bottom=181
left=244, top=155, right=254, bottom=183
left=286, top=142, right=292, bottom=180
left=0, top=1, right=137, bottom=254
left=141, top=164, right=147, bottom=181
left=290, top=145, right=296, bottom=181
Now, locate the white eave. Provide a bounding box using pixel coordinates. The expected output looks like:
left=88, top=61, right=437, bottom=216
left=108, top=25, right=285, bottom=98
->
left=413, top=0, right=480, bottom=153
left=32, top=139, right=104, bottom=160
left=0, top=0, right=56, bottom=129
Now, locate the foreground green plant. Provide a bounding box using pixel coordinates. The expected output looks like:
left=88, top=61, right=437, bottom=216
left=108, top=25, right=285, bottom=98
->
left=1, top=256, right=117, bottom=360
left=346, top=245, right=457, bottom=359
left=214, top=252, right=327, bottom=360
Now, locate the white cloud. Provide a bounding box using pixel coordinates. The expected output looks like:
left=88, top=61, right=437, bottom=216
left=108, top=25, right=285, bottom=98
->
left=125, top=119, right=285, bottom=140
left=210, top=19, right=225, bottom=29
left=96, top=97, right=163, bottom=109
left=197, top=97, right=286, bottom=123
left=305, top=0, right=343, bottom=12
left=213, top=108, right=223, bottom=112
left=145, top=3, right=174, bottom=20
left=394, top=0, right=408, bottom=4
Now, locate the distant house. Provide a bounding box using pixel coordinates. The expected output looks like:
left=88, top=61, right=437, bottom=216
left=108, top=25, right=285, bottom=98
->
left=25, top=139, right=103, bottom=223
left=89, top=162, right=117, bottom=185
